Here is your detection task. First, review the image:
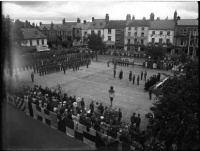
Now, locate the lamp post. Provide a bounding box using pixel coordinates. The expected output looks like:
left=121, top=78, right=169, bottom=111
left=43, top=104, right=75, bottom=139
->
left=108, top=85, right=115, bottom=108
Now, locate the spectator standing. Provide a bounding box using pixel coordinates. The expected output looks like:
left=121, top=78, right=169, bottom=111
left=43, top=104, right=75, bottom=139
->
left=80, top=98, right=85, bottom=109
left=131, top=113, right=136, bottom=125
left=118, top=109, right=122, bottom=123
left=90, top=100, right=94, bottom=113
left=136, top=114, right=141, bottom=128
left=31, top=72, right=34, bottom=82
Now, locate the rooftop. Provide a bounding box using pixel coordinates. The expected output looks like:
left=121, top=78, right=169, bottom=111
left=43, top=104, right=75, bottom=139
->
left=89, top=19, right=106, bottom=29
left=104, top=20, right=126, bottom=29
left=149, top=20, right=175, bottom=30
left=126, top=20, right=151, bottom=27
left=21, top=28, right=47, bottom=39
left=177, top=19, right=198, bottom=26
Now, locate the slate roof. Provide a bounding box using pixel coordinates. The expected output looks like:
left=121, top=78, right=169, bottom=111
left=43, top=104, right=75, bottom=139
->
left=126, top=20, right=151, bottom=27
left=57, top=22, right=77, bottom=31
left=149, top=20, right=175, bottom=30
left=88, top=19, right=106, bottom=29
left=39, top=24, right=61, bottom=30
left=177, top=19, right=198, bottom=26
left=104, top=20, right=126, bottom=29
left=21, top=28, right=47, bottom=39
left=75, top=22, right=92, bottom=30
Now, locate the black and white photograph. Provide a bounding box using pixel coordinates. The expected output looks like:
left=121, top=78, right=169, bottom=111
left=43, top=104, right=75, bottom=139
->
left=2, top=0, right=199, bottom=150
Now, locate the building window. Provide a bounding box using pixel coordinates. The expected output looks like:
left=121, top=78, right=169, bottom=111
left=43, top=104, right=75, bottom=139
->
left=167, top=31, right=170, bottom=36
left=134, top=38, right=137, bottom=44
left=141, top=33, right=144, bottom=37
left=108, top=29, right=111, bottom=34
left=108, top=36, right=111, bottom=41
left=179, top=29, right=187, bottom=35
left=160, top=31, right=163, bottom=35
left=166, top=39, right=170, bottom=44
left=152, top=38, right=155, bottom=43
left=37, top=39, right=39, bottom=45
left=128, top=39, right=130, bottom=44
left=141, top=39, right=144, bottom=44
left=128, top=32, right=131, bottom=36
left=142, top=27, right=144, bottom=30
left=42, top=39, right=44, bottom=45
left=152, top=31, right=155, bottom=35
left=91, top=30, right=95, bottom=35
left=116, top=37, right=120, bottom=42
left=159, top=38, right=163, bottom=43
left=98, top=30, right=101, bottom=36
left=134, top=32, right=137, bottom=36
left=128, top=27, right=131, bottom=30
left=30, top=40, right=32, bottom=46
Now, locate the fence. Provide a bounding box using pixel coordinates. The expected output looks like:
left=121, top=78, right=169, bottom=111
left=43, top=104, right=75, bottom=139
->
left=5, top=92, right=135, bottom=150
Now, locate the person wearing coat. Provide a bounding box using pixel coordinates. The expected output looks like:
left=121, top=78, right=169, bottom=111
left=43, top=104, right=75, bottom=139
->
left=137, top=75, right=140, bottom=85
left=129, top=71, right=132, bottom=81
left=132, top=74, right=135, bottom=85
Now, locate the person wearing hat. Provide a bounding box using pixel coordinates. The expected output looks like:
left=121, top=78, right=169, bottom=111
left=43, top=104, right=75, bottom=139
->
left=131, top=113, right=136, bottom=126
left=137, top=75, right=140, bottom=85
left=80, top=98, right=85, bottom=109
left=129, top=71, right=132, bottom=82
left=90, top=100, right=94, bottom=114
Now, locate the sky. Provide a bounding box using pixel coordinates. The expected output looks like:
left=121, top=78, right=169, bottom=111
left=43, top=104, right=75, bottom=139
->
left=2, top=0, right=198, bottom=25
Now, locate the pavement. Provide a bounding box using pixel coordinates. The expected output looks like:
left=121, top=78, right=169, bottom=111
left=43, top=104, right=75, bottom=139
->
left=4, top=54, right=173, bottom=131
left=2, top=102, right=94, bottom=150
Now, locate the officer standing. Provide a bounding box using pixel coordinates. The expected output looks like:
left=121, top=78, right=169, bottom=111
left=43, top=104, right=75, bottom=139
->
left=144, top=70, right=147, bottom=81
left=149, top=87, right=153, bottom=100
left=31, top=72, right=34, bottom=82
left=141, top=71, right=143, bottom=80
left=63, top=65, right=66, bottom=74
left=137, top=75, right=140, bottom=85
left=132, top=74, right=135, bottom=85
left=114, top=68, right=116, bottom=78
left=129, top=71, right=132, bottom=81
left=15, top=72, right=19, bottom=82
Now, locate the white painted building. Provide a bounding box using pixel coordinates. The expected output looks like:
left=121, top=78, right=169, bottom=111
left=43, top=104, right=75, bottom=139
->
left=21, top=28, right=47, bottom=47
left=148, top=20, right=175, bottom=45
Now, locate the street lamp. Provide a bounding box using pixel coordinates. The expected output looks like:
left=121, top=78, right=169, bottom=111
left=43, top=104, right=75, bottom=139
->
left=108, top=85, right=115, bottom=108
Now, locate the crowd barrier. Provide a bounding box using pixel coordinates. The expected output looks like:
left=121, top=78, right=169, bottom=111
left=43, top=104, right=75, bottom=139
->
left=5, top=92, right=135, bottom=150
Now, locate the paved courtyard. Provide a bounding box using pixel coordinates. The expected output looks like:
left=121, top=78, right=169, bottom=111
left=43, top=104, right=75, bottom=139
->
left=4, top=55, right=173, bottom=130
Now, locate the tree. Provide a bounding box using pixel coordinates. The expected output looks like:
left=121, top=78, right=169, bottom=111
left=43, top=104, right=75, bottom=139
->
left=87, top=33, right=106, bottom=61
left=12, top=19, right=24, bottom=45
left=146, top=59, right=199, bottom=150
left=145, top=45, right=166, bottom=60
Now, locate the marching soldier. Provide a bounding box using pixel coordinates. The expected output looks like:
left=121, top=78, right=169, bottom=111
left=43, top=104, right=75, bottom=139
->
left=31, top=72, right=34, bottom=82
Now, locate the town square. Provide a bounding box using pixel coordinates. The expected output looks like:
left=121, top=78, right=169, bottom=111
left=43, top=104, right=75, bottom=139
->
left=2, top=1, right=199, bottom=150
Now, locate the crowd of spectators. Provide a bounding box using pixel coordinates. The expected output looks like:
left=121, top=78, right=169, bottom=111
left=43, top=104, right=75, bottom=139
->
left=144, top=73, right=161, bottom=91
left=6, top=84, right=168, bottom=150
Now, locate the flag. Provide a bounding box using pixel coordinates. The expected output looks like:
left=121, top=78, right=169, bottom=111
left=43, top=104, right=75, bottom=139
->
left=50, top=111, right=58, bottom=129
left=65, top=118, right=74, bottom=137
left=36, top=106, right=43, bottom=122
left=43, top=108, right=51, bottom=125
left=74, top=122, right=84, bottom=141
left=31, top=103, right=37, bottom=119
left=24, top=99, right=30, bottom=115
left=83, top=126, right=96, bottom=148
left=96, top=131, right=119, bottom=150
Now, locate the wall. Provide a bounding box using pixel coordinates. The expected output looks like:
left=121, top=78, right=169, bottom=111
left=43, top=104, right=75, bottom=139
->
left=26, top=38, right=47, bottom=46
left=148, top=30, right=174, bottom=43
left=103, top=29, right=115, bottom=42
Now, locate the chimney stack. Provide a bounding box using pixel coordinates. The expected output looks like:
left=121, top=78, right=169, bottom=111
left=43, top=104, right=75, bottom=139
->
left=126, top=14, right=131, bottom=23
left=174, top=10, right=177, bottom=21
left=132, top=15, right=135, bottom=20
left=106, top=14, right=109, bottom=24
left=143, top=17, right=146, bottom=20
left=62, top=18, right=65, bottom=24
left=77, top=18, right=81, bottom=23
left=84, top=20, right=86, bottom=24
left=157, top=17, right=160, bottom=20
left=150, top=13, right=154, bottom=21
left=92, top=17, right=94, bottom=22
left=39, top=22, right=42, bottom=26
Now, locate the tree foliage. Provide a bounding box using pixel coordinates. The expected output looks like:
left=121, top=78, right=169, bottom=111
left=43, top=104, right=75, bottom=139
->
left=146, top=46, right=166, bottom=60
left=146, top=59, right=199, bottom=150
left=87, top=33, right=106, bottom=51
